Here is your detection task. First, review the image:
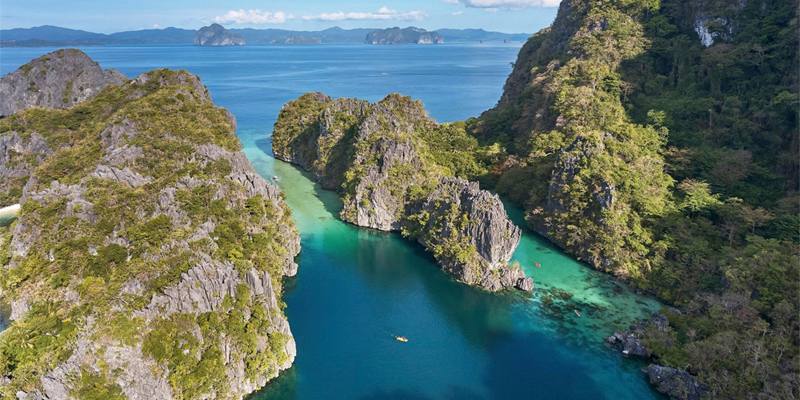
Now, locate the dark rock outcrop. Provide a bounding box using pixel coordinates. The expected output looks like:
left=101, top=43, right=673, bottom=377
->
left=606, top=313, right=669, bottom=358
left=195, top=23, right=245, bottom=46
left=366, top=27, right=444, bottom=45
left=0, top=48, right=125, bottom=117
left=645, top=364, right=708, bottom=400
left=273, top=93, right=530, bottom=292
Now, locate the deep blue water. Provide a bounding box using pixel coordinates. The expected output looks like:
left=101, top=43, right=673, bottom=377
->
left=0, top=45, right=662, bottom=399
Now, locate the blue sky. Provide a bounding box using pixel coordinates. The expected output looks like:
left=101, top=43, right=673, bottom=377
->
left=0, top=0, right=559, bottom=34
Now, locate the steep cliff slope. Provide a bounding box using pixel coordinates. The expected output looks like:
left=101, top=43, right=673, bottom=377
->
left=474, top=0, right=798, bottom=398
left=273, top=93, right=531, bottom=292
left=0, top=48, right=126, bottom=117
left=0, top=51, right=300, bottom=399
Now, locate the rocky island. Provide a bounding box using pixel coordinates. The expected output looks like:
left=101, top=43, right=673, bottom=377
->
left=365, top=27, right=444, bottom=45
left=0, top=50, right=299, bottom=399
left=195, top=23, right=245, bottom=46
left=272, top=93, right=530, bottom=292
left=0, top=49, right=126, bottom=117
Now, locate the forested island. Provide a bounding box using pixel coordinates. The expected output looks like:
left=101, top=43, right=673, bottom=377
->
left=0, top=0, right=796, bottom=399
left=0, top=25, right=526, bottom=47
left=273, top=0, right=799, bottom=398
left=0, top=49, right=299, bottom=399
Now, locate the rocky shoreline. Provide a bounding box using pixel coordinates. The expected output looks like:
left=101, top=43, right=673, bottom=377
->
left=607, top=314, right=708, bottom=400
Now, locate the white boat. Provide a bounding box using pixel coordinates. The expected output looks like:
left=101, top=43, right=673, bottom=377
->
left=0, top=204, right=20, bottom=219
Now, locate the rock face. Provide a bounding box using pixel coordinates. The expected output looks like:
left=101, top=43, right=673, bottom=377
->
left=366, top=27, right=444, bottom=45
left=273, top=92, right=530, bottom=292
left=413, top=178, right=527, bottom=291
left=0, top=132, right=52, bottom=205
left=680, top=0, right=749, bottom=47
left=0, top=53, right=299, bottom=400
left=645, top=364, right=708, bottom=400
left=0, top=48, right=126, bottom=117
left=607, top=314, right=710, bottom=400
left=606, top=313, right=669, bottom=358
left=195, top=24, right=245, bottom=46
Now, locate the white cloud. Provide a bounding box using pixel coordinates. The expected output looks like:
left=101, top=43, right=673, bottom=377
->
left=214, top=9, right=290, bottom=25
left=302, top=6, right=426, bottom=22
left=451, top=10, right=465, bottom=16
left=448, top=0, right=560, bottom=8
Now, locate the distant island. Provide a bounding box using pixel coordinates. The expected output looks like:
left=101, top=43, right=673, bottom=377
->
left=365, top=27, right=444, bottom=45
left=0, top=25, right=529, bottom=47
left=194, top=23, right=244, bottom=46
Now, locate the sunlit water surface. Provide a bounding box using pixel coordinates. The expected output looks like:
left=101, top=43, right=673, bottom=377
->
left=1, top=45, right=662, bottom=399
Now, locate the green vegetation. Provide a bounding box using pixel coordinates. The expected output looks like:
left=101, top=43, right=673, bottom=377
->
left=72, top=368, right=126, bottom=400
left=472, top=0, right=798, bottom=397
left=0, top=303, right=79, bottom=395
left=0, top=68, right=298, bottom=398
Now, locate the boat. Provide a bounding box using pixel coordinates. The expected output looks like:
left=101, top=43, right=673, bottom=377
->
left=0, top=204, right=21, bottom=226
left=574, top=310, right=582, bottom=317
left=272, top=176, right=279, bottom=181
left=395, top=336, right=409, bottom=343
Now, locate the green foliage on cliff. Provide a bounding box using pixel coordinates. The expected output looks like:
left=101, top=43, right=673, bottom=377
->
left=0, top=68, right=297, bottom=399
left=0, top=303, right=79, bottom=394
left=72, top=368, right=126, bottom=400
left=476, top=0, right=799, bottom=397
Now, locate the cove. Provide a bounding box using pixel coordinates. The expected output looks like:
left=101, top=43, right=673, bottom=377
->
left=0, top=45, right=662, bottom=399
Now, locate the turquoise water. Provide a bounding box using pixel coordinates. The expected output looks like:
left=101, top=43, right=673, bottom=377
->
left=1, top=45, right=661, bottom=399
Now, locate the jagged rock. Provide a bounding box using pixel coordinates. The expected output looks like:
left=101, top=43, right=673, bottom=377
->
left=195, top=24, right=245, bottom=46
left=34, top=317, right=174, bottom=400
left=607, top=313, right=669, bottom=358
left=536, top=134, right=619, bottom=270
left=606, top=331, right=650, bottom=358
left=92, top=165, right=152, bottom=187
left=366, top=27, right=444, bottom=45
left=0, top=132, right=52, bottom=205
left=0, top=48, right=125, bottom=117
left=645, top=364, right=707, bottom=400
left=414, top=178, right=529, bottom=291
left=347, top=137, right=421, bottom=231
left=273, top=92, right=528, bottom=292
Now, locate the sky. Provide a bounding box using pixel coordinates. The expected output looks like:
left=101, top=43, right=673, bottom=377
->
left=0, top=0, right=560, bottom=34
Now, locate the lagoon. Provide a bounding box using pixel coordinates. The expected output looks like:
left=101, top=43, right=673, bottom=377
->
left=0, top=44, right=661, bottom=399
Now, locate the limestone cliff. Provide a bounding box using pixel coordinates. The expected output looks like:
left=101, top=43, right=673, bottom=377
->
left=0, top=48, right=126, bottom=117
left=273, top=93, right=530, bottom=292
left=0, top=50, right=299, bottom=400
left=472, top=0, right=672, bottom=278
left=365, top=27, right=444, bottom=45
left=195, top=24, right=245, bottom=46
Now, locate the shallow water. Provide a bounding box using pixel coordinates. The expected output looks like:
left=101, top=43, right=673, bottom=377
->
left=1, top=45, right=662, bottom=399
